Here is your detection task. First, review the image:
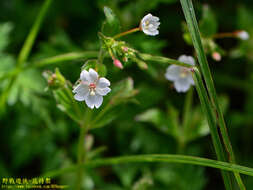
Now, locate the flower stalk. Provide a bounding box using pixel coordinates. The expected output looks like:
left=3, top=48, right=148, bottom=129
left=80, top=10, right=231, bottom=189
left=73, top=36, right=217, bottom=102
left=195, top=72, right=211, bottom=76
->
left=76, top=123, right=89, bottom=190
left=113, top=27, right=140, bottom=39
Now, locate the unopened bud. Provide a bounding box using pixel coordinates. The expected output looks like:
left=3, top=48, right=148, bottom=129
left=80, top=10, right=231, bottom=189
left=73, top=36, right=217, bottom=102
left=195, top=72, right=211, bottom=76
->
left=122, top=46, right=128, bottom=52
left=113, top=59, right=123, bottom=69
left=212, top=52, right=221, bottom=62
left=123, top=57, right=128, bottom=62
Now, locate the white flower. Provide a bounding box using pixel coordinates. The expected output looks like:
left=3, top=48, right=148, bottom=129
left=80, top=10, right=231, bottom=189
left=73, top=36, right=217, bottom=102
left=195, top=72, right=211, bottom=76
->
left=165, top=55, right=195, bottom=93
left=73, top=68, right=111, bottom=109
left=140, top=13, right=160, bottom=36
left=236, top=30, right=249, bottom=40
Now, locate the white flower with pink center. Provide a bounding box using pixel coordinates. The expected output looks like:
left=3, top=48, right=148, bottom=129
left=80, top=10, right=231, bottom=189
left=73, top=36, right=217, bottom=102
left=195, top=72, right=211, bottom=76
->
left=236, top=30, right=249, bottom=40
left=140, top=13, right=160, bottom=36
left=165, top=55, right=195, bottom=93
left=73, top=68, right=111, bottom=109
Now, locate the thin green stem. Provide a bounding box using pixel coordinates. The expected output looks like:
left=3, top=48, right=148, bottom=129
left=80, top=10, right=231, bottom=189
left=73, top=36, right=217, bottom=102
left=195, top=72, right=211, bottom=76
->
left=139, top=53, right=193, bottom=68
left=177, top=88, right=193, bottom=153
left=182, top=87, right=193, bottom=130
left=43, top=154, right=253, bottom=178
left=113, top=27, right=140, bottom=39
left=180, top=0, right=245, bottom=189
left=76, top=124, right=88, bottom=190
left=0, top=51, right=99, bottom=83
left=33, top=51, right=99, bottom=67
left=0, top=0, right=52, bottom=111
left=192, top=67, right=233, bottom=189
left=17, top=0, right=53, bottom=66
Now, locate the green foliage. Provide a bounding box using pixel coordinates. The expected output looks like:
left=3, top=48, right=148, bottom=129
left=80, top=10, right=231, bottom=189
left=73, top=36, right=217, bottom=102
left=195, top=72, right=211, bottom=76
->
left=199, top=5, right=217, bottom=37
left=1, top=0, right=253, bottom=189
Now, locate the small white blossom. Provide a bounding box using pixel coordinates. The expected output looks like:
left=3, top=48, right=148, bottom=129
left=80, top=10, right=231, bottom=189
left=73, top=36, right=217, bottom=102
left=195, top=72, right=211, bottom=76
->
left=165, top=55, right=195, bottom=93
left=140, top=13, right=160, bottom=36
left=73, top=68, right=111, bottom=109
left=236, top=30, right=249, bottom=40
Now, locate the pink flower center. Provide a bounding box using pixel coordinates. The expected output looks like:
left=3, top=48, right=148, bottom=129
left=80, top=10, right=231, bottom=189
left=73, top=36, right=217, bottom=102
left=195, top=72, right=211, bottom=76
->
left=180, top=68, right=189, bottom=78
left=89, top=83, right=96, bottom=96
left=89, top=83, right=96, bottom=89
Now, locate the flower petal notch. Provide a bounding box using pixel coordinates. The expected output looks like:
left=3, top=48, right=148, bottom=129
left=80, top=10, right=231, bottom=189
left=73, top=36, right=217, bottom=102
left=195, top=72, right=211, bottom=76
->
left=140, top=13, right=160, bottom=36
left=165, top=55, right=195, bottom=93
left=73, top=68, right=111, bottom=109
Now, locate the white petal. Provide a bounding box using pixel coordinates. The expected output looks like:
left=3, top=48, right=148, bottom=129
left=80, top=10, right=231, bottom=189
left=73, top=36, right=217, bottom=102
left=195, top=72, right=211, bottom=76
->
left=141, top=13, right=160, bottom=36
left=80, top=70, right=91, bottom=82
left=94, top=95, right=103, bottom=108
left=165, top=65, right=181, bottom=81
left=85, top=94, right=103, bottom=109
left=174, top=78, right=192, bottom=93
left=151, top=16, right=159, bottom=22
left=88, top=68, right=98, bottom=82
left=96, top=87, right=111, bottom=96
left=143, top=29, right=159, bottom=36
left=237, top=31, right=249, bottom=40
left=186, top=74, right=195, bottom=85
left=73, top=84, right=89, bottom=101
left=178, top=55, right=195, bottom=66
left=141, top=13, right=153, bottom=24
left=97, top=77, right=110, bottom=88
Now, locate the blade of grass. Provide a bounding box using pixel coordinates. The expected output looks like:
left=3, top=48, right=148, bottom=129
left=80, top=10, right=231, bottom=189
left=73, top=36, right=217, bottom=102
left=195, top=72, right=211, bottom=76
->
left=0, top=51, right=99, bottom=82
left=179, top=0, right=245, bottom=189
left=191, top=67, right=233, bottom=190
left=42, top=154, right=253, bottom=178
left=17, top=0, right=53, bottom=66
left=0, top=0, right=52, bottom=111
left=32, top=51, right=99, bottom=67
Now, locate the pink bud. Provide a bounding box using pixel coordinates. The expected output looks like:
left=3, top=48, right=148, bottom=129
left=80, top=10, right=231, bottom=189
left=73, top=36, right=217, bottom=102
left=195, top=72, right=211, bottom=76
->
left=122, top=46, right=128, bottom=52
left=212, top=52, right=221, bottom=62
left=113, top=59, right=123, bottom=69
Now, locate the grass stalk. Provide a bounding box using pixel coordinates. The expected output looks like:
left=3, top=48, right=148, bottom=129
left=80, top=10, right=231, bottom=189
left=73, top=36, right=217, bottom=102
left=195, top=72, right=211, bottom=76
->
left=0, top=0, right=52, bottom=111
left=17, top=0, right=53, bottom=66
left=179, top=0, right=245, bottom=189
left=191, top=67, right=233, bottom=189
left=43, top=154, right=253, bottom=178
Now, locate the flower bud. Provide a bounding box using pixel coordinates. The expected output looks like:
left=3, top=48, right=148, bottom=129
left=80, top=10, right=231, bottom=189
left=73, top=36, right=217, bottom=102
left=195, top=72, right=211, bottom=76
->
left=122, top=46, right=128, bottom=52
left=113, top=59, right=123, bottom=69
left=212, top=52, right=221, bottom=62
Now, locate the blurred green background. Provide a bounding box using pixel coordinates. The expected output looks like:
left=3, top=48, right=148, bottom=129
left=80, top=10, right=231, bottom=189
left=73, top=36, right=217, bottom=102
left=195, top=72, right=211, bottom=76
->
left=1, top=0, right=253, bottom=189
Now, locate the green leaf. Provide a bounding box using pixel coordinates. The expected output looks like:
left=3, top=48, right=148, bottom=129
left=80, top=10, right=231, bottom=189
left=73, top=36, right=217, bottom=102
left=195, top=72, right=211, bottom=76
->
left=91, top=78, right=138, bottom=129
left=81, top=60, right=107, bottom=77
left=0, top=22, right=13, bottom=52
left=102, top=6, right=120, bottom=36
left=44, top=68, right=86, bottom=124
